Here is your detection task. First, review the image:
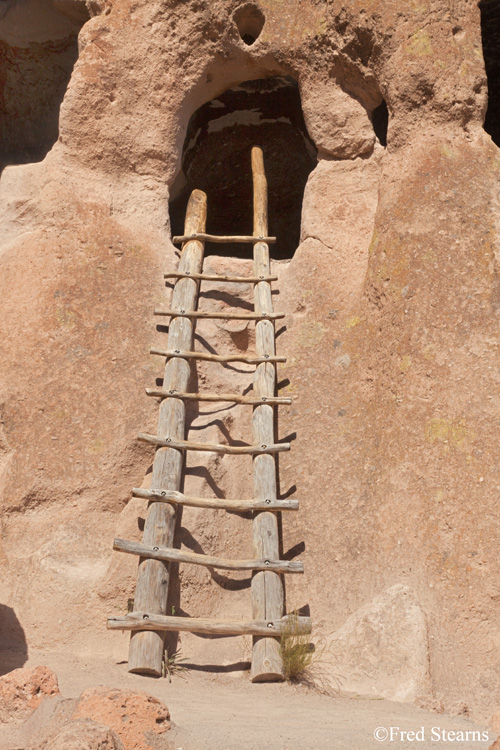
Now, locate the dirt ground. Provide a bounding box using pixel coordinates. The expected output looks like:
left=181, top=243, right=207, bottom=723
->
left=0, top=648, right=494, bottom=750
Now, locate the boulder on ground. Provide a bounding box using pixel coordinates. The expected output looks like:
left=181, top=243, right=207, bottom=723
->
left=72, top=687, right=171, bottom=750
left=327, top=584, right=431, bottom=702
left=0, top=665, right=60, bottom=723
left=33, top=717, right=124, bottom=750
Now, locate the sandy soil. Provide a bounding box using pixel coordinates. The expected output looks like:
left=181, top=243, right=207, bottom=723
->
left=0, top=648, right=494, bottom=750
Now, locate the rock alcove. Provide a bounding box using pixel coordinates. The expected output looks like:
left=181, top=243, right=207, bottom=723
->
left=0, top=0, right=91, bottom=170
left=169, top=76, right=318, bottom=260
left=479, top=0, right=500, bottom=147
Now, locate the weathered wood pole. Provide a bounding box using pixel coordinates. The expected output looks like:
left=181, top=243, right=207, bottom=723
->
left=110, top=613, right=312, bottom=636
left=114, top=538, right=304, bottom=574
left=250, top=146, right=285, bottom=681
left=128, top=189, right=207, bottom=674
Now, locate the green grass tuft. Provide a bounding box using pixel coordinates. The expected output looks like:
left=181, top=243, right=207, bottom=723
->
left=280, top=612, right=331, bottom=689
left=162, top=648, right=190, bottom=682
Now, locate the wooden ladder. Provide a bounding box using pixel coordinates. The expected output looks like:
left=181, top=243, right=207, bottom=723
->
left=107, top=147, right=310, bottom=681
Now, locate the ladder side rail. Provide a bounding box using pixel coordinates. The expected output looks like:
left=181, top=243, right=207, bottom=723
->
left=250, top=146, right=285, bottom=682
left=127, top=189, right=207, bottom=675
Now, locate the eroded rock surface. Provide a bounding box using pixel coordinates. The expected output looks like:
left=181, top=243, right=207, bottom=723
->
left=0, top=0, right=499, bottom=724
left=328, top=584, right=431, bottom=702
left=17, top=682, right=171, bottom=750
left=72, top=688, right=171, bottom=750
left=0, top=666, right=60, bottom=724
left=33, top=718, right=124, bottom=750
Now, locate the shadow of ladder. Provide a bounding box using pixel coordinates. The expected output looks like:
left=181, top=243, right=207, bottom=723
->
left=107, top=146, right=310, bottom=682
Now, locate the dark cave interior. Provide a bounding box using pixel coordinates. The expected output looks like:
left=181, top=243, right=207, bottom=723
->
left=169, top=77, right=318, bottom=260
left=480, top=0, right=500, bottom=147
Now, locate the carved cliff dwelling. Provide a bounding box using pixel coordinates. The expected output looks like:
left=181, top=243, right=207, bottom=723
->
left=1, top=1, right=500, bottom=747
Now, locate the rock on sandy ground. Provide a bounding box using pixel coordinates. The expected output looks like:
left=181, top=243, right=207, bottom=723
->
left=72, top=687, right=171, bottom=750
left=0, top=654, right=495, bottom=750
left=327, top=584, right=431, bottom=702
left=0, top=666, right=60, bottom=724
left=0, top=667, right=172, bottom=750
left=32, top=718, right=124, bottom=750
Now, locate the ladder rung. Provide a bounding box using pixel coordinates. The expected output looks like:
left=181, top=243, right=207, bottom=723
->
left=138, top=434, right=291, bottom=455
left=164, top=272, right=278, bottom=283
left=107, top=612, right=312, bottom=636
left=172, top=233, right=276, bottom=245
left=149, top=348, right=285, bottom=365
left=145, top=388, right=291, bottom=405
left=132, top=487, right=299, bottom=511
left=154, top=309, right=284, bottom=321
left=149, top=346, right=286, bottom=365
left=113, top=538, right=304, bottom=574
left=149, top=348, right=285, bottom=364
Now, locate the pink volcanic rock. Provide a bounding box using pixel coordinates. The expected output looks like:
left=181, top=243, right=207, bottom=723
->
left=0, top=666, right=60, bottom=724
left=71, top=687, right=171, bottom=750
left=34, top=718, right=124, bottom=750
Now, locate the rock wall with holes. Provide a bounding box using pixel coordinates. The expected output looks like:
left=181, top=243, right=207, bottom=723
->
left=1, top=0, right=500, bottom=723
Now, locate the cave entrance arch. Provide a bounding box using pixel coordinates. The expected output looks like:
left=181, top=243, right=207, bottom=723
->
left=169, top=76, right=317, bottom=260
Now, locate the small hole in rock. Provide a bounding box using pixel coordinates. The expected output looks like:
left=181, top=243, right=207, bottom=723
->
left=234, top=3, right=265, bottom=46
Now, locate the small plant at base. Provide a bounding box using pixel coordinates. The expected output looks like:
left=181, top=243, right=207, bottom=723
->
left=162, top=648, right=190, bottom=682
left=279, top=611, right=327, bottom=687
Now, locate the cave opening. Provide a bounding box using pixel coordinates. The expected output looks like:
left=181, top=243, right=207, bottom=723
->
left=234, top=4, right=266, bottom=46
left=479, top=0, right=500, bottom=147
left=169, top=76, right=318, bottom=260
left=0, top=0, right=91, bottom=171
left=372, top=99, right=388, bottom=147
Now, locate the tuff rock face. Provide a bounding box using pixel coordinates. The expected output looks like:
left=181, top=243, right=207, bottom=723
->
left=0, top=0, right=499, bottom=724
